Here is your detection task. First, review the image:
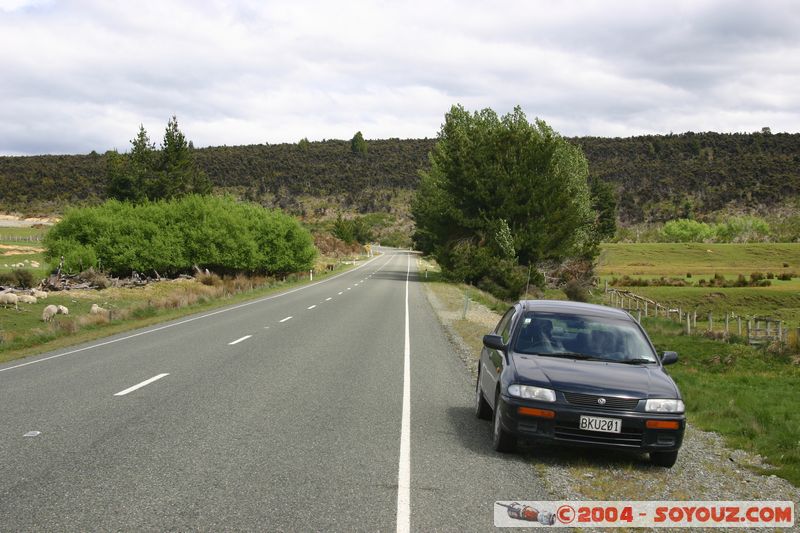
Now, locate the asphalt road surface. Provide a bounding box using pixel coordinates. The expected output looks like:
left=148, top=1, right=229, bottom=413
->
left=0, top=250, right=544, bottom=531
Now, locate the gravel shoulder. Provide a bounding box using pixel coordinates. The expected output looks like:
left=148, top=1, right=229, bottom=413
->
left=421, top=276, right=800, bottom=532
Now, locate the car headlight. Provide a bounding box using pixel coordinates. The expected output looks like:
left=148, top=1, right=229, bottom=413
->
left=507, top=384, right=556, bottom=402
left=645, top=399, right=685, bottom=413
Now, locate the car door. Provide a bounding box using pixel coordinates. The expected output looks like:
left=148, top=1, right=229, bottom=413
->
left=481, top=306, right=516, bottom=408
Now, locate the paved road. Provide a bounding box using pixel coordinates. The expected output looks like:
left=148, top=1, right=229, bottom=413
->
left=0, top=250, right=544, bottom=531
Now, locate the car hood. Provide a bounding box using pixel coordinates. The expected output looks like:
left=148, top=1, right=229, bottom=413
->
left=512, top=355, right=679, bottom=399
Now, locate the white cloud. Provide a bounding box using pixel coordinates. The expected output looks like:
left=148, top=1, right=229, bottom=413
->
left=1, top=0, right=799, bottom=154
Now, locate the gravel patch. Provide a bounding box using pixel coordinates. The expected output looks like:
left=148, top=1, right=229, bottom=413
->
left=421, top=279, right=800, bottom=532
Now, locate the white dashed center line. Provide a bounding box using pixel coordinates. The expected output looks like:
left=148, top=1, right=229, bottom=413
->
left=307, top=305, right=316, bottom=310
left=114, top=373, right=170, bottom=397
left=326, top=297, right=332, bottom=301
left=338, top=291, right=343, bottom=295
left=280, top=316, right=293, bottom=323
left=228, top=335, right=252, bottom=345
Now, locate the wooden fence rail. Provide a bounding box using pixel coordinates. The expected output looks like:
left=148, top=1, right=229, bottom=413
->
left=604, top=283, right=793, bottom=346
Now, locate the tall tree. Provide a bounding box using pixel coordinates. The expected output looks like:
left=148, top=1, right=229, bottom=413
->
left=154, top=115, right=211, bottom=199
left=589, top=176, right=618, bottom=241
left=351, top=131, right=368, bottom=155
left=107, top=125, right=154, bottom=202
left=412, top=105, right=596, bottom=295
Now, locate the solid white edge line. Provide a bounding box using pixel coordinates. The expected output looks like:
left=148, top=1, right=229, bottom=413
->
left=279, top=316, right=293, bottom=323
left=0, top=253, right=391, bottom=374
left=114, top=373, right=169, bottom=396
left=396, top=252, right=411, bottom=533
left=307, top=305, right=316, bottom=310
left=228, top=335, right=252, bottom=345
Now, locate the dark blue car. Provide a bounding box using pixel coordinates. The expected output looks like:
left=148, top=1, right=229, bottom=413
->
left=476, top=300, right=685, bottom=467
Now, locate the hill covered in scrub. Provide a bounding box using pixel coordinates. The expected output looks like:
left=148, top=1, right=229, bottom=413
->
left=1, top=131, right=799, bottom=224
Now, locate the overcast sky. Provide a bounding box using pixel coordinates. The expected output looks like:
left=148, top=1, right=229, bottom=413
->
left=1, top=0, right=799, bottom=155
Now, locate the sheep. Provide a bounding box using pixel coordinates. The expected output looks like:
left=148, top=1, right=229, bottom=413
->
left=17, top=295, right=37, bottom=304
left=90, top=303, right=107, bottom=314
left=57, top=305, right=69, bottom=315
left=0, top=292, right=19, bottom=310
left=42, top=304, right=58, bottom=322
left=31, top=289, right=47, bottom=299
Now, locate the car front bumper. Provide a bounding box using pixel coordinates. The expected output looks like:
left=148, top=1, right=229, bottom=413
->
left=498, top=394, right=685, bottom=453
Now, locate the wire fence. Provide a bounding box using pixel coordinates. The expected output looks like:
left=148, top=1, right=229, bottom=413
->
left=604, top=283, right=796, bottom=347
left=0, top=235, right=43, bottom=243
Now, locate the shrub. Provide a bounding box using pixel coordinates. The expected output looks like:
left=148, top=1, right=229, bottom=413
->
left=44, top=196, right=317, bottom=277
left=0, top=269, right=37, bottom=289
left=777, top=272, right=794, bottom=281
left=563, top=280, right=589, bottom=302
left=767, top=272, right=775, bottom=279
left=661, top=219, right=714, bottom=242
left=686, top=272, right=692, bottom=278
left=750, top=272, right=764, bottom=282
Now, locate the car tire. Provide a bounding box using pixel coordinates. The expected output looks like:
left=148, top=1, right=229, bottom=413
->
left=492, top=394, right=516, bottom=453
left=650, top=450, right=678, bottom=468
left=475, top=370, right=492, bottom=420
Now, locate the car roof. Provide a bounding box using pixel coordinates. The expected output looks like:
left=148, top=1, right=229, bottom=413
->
left=518, top=299, right=632, bottom=320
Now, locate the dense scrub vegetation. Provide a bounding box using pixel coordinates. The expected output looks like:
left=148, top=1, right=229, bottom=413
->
left=3, top=131, right=798, bottom=224
left=44, top=196, right=316, bottom=276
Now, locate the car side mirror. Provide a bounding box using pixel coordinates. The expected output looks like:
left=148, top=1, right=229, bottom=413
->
left=483, top=334, right=506, bottom=352
left=660, top=351, right=678, bottom=365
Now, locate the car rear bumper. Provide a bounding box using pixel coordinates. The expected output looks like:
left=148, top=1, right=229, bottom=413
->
left=498, top=394, right=685, bottom=453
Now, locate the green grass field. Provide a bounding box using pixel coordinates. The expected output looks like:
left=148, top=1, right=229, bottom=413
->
left=599, top=243, right=800, bottom=328
left=598, top=243, right=800, bottom=276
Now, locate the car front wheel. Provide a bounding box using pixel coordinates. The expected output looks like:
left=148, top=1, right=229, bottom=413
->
left=650, top=450, right=679, bottom=468
left=492, top=395, right=516, bottom=453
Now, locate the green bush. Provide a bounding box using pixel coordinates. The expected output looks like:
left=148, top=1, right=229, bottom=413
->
left=44, top=196, right=317, bottom=276
left=660, top=219, right=714, bottom=242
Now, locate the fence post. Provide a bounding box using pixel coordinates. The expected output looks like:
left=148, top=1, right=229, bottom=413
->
left=738, top=317, right=742, bottom=336
left=644, top=301, right=648, bottom=317
left=725, top=315, right=729, bottom=338
left=708, top=313, right=713, bottom=332
left=686, top=313, right=691, bottom=335
left=637, top=309, right=642, bottom=323
left=693, top=311, right=697, bottom=328
left=747, top=319, right=751, bottom=342
left=778, top=321, right=783, bottom=343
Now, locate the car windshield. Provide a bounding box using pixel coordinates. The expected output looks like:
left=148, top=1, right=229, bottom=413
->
left=513, top=311, right=658, bottom=363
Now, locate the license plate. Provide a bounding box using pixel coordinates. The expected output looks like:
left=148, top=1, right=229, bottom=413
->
left=579, top=415, right=622, bottom=433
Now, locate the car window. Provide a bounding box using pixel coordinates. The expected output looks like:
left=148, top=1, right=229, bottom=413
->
left=494, top=307, right=515, bottom=343
left=513, top=311, right=657, bottom=363
left=500, top=308, right=516, bottom=344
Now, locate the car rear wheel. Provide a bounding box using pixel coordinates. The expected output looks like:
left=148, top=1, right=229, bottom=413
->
left=475, top=369, right=492, bottom=420
left=650, top=450, right=678, bottom=468
left=492, top=394, right=516, bottom=453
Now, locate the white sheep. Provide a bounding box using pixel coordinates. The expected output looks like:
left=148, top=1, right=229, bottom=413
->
left=17, top=295, right=37, bottom=304
left=42, top=304, right=58, bottom=321
left=57, top=305, right=69, bottom=315
left=31, top=289, right=48, bottom=299
left=90, top=303, right=107, bottom=314
left=0, top=292, right=19, bottom=310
